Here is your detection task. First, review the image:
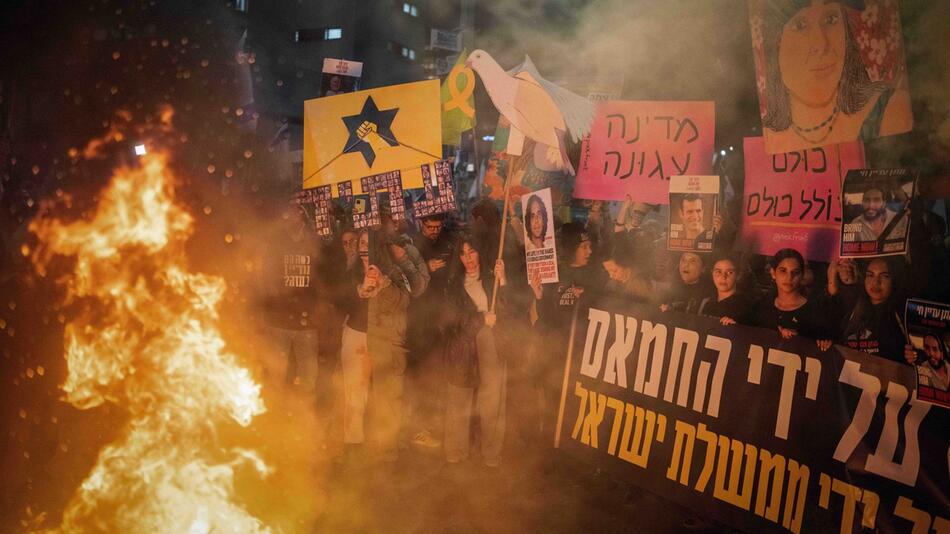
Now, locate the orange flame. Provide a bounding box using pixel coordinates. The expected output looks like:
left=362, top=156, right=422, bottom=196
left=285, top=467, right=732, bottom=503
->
left=29, top=152, right=270, bottom=532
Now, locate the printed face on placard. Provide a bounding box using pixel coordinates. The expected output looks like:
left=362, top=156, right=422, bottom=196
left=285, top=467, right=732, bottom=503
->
left=679, top=197, right=705, bottom=237
left=922, top=334, right=944, bottom=366
left=528, top=200, right=545, bottom=240
left=861, top=187, right=886, bottom=221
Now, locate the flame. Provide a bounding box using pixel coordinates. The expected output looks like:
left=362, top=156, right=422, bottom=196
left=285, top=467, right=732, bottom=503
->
left=29, top=152, right=270, bottom=532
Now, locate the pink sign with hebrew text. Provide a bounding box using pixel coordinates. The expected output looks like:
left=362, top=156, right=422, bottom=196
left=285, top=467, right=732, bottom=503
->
left=740, top=136, right=865, bottom=262
left=574, top=101, right=715, bottom=204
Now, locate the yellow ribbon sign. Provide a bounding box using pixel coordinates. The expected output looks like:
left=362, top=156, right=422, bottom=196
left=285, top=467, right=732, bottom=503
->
left=444, top=64, right=475, bottom=118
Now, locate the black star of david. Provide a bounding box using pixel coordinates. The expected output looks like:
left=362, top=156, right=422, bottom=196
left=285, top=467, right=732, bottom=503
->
left=341, top=96, right=399, bottom=167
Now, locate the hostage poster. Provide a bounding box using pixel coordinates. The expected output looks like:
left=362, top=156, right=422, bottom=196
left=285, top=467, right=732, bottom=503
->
left=321, top=58, right=362, bottom=97
left=840, top=168, right=916, bottom=257
left=905, top=299, right=950, bottom=408
left=522, top=188, right=559, bottom=285
left=668, top=175, right=719, bottom=253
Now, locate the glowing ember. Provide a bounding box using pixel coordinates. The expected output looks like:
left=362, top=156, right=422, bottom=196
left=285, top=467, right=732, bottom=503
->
left=29, top=152, right=270, bottom=532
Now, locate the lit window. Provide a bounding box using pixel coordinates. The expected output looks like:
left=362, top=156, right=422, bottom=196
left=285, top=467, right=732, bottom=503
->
left=294, top=27, right=342, bottom=42
left=235, top=0, right=248, bottom=12
left=403, top=2, right=418, bottom=16
left=391, top=41, right=416, bottom=61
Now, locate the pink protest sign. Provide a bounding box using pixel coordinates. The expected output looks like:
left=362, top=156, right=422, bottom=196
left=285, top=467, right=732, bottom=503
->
left=574, top=101, right=715, bottom=203
left=739, top=136, right=865, bottom=262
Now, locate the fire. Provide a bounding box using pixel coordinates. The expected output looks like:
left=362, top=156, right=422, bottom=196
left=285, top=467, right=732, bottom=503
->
left=29, top=152, right=271, bottom=532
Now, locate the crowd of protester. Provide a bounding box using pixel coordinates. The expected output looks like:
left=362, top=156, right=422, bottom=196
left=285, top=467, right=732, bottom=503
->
left=257, top=190, right=950, bottom=467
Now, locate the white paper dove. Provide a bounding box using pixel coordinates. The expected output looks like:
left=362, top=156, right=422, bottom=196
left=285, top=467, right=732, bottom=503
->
left=466, top=50, right=593, bottom=175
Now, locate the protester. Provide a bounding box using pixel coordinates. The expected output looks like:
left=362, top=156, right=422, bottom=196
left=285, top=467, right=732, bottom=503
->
left=839, top=257, right=909, bottom=363
left=824, top=256, right=862, bottom=319
left=752, top=248, right=833, bottom=349
left=257, top=208, right=321, bottom=396
left=659, top=252, right=714, bottom=314
left=440, top=234, right=509, bottom=467
left=601, top=236, right=653, bottom=301
left=698, top=254, right=753, bottom=325
left=336, top=229, right=410, bottom=463
left=405, top=214, right=454, bottom=450
left=614, top=195, right=652, bottom=234
left=380, top=208, right=430, bottom=299
left=532, top=223, right=605, bottom=434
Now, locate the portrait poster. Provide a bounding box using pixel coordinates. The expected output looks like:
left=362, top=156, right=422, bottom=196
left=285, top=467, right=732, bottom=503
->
left=749, top=0, right=912, bottom=154
left=740, top=136, right=866, bottom=261
left=668, top=175, right=719, bottom=253
left=905, top=299, right=950, bottom=408
left=521, top=188, right=559, bottom=285
left=574, top=101, right=715, bottom=204
left=840, top=168, right=916, bottom=257
left=321, top=58, right=362, bottom=97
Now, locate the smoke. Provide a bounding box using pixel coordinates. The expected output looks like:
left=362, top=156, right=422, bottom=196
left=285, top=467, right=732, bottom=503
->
left=474, top=0, right=759, bottom=140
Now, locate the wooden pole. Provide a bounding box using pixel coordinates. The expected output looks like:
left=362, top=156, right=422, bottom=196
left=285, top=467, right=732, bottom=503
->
left=553, top=301, right=581, bottom=448
left=489, top=160, right=512, bottom=313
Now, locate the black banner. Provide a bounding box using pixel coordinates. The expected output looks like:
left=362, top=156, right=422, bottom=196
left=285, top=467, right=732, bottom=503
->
left=555, top=298, right=949, bottom=533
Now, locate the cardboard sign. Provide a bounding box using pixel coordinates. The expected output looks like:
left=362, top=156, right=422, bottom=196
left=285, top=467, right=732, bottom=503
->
left=668, top=175, right=719, bottom=253
left=840, top=168, right=916, bottom=257
left=303, top=80, right=441, bottom=195
left=575, top=101, right=715, bottom=203
left=905, top=299, right=950, bottom=408
left=740, top=137, right=866, bottom=261
left=748, top=0, right=912, bottom=154
left=521, top=188, right=559, bottom=285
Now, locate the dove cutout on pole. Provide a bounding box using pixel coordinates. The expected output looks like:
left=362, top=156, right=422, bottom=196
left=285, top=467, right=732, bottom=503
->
left=466, top=50, right=593, bottom=175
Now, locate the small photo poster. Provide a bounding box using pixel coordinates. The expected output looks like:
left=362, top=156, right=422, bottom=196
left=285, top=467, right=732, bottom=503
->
left=905, top=299, right=950, bottom=409
left=840, top=168, right=916, bottom=257
left=521, top=188, right=559, bottom=284
left=668, top=175, right=719, bottom=252
left=321, top=58, right=363, bottom=97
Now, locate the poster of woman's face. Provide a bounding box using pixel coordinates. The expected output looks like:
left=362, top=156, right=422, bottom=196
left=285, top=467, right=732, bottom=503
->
left=321, top=73, right=359, bottom=97
left=749, top=0, right=912, bottom=154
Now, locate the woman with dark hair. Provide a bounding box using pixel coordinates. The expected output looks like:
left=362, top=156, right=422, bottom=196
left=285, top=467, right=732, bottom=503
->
left=753, top=248, right=833, bottom=348
left=601, top=235, right=653, bottom=302
left=756, top=0, right=911, bottom=152
left=440, top=233, right=509, bottom=467
left=524, top=194, right=549, bottom=251
left=336, top=229, right=410, bottom=462
left=659, top=252, right=715, bottom=315
left=698, top=254, right=753, bottom=325
left=839, top=257, right=909, bottom=363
